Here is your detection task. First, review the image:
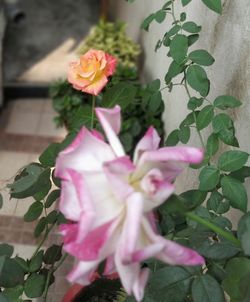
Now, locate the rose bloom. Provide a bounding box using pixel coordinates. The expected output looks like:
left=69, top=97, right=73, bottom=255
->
left=55, top=106, right=204, bottom=301
left=68, top=49, right=116, bottom=96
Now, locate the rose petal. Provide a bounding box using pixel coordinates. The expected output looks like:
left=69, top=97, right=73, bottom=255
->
left=67, top=260, right=99, bottom=285
left=95, top=106, right=125, bottom=157
left=133, top=127, right=161, bottom=163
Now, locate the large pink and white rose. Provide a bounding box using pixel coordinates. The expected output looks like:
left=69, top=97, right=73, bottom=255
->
left=55, top=106, right=204, bottom=301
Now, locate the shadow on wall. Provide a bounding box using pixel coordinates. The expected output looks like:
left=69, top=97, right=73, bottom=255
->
left=3, top=0, right=100, bottom=83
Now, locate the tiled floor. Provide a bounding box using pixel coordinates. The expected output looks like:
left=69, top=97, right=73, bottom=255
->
left=0, top=98, right=72, bottom=302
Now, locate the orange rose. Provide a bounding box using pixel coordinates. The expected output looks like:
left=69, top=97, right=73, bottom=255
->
left=68, top=49, right=117, bottom=96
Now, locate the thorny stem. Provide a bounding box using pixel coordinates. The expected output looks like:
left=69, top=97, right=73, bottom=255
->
left=185, top=212, right=241, bottom=247
left=91, top=95, right=96, bottom=129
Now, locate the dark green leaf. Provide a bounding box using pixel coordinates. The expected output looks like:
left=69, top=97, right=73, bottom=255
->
left=230, top=166, right=250, bottom=182
left=199, top=166, right=220, bottom=191
left=165, top=61, right=184, bottom=84
left=192, top=274, right=225, bottom=302
left=155, top=10, right=166, bottom=23
left=189, top=49, right=215, bottom=66
left=0, top=193, right=3, bottom=209
left=0, top=258, right=25, bottom=288
left=43, top=245, right=62, bottom=265
left=222, top=258, right=250, bottom=301
left=214, top=95, right=242, bottom=110
left=140, top=14, right=155, bottom=31
left=212, top=113, right=233, bottom=133
left=165, top=129, right=179, bottom=146
left=218, top=128, right=239, bottom=147
left=187, top=97, right=203, bottom=110
left=162, top=1, right=172, bottom=9
left=182, top=21, right=201, bottom=33
left=218, top=151, right=249, bottom=172
left=45, top=190, right=60, bottom=208
left=8, top=164, right=44, bottom=199
left=33, top=168, right=51, bottom=201
left=181, top=0, right=192, bottom=6
left=221, top=176, right=247, bottom=212
left=24, top=273, right=46, bottom=298
left=149, top=91, right=162, bottom=112
left=170, top=34, right=188, bottom=64
left=196, top=105, right=214, bottom=130
left=165, top=25, right=181, bottom=38
left=0, top=244, right=14, bottom=257
left=186, top=65, right=210, bottom=97
left=39, top=143, right=60, bottom=167
left=178, top=126, right=190, bottom=143
left=34, top=217, right=47, bottom=238
left=188, top=34, right=199, bottom=46
left=29, top=251, right=43, bottom=273
left=46, top=210, right=58, bottom=224
left=207, top=191, right=230, bottom=214
left=24, top=201, right=43, bottom=222
left=206, top=133, right=219, bottom=156
left=180, top=112, right=196, bottom=127
left=180, top=12, right=187, bottom=22
left=238, top=212, right=250, bottom=256
left=103, top=83, right=137, bottom=109
left=180, top=190, right=207, bottom=209
left=147, top=79, right=161, bottom=92
left=201, top=0, right=222, bottom=14
left=3, top=285, right=23, bottom=302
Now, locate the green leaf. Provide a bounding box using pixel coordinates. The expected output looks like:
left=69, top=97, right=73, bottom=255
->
left=3, top=285, right=23, bottom=302
left=230, top=166, right=250, bottom=182
left=141, top=13, right=155, bottom=31
left=222, top=258, right=250, bottom=301
left=180, top=12, right=187, bottom=22
left=206, top=133, right=219, bottom=156
left=207, top=191, right=230, bottom=214
left=165, top=61, right=184, bottom=84
left=218, top=151, right=249, bottom=172
left=178, top=126, right=190, bottom=143
left=8, top=164, right=44, bottom=199
left=201, top=0, right=222, bottom=14
left=192, top=274, right=225, bottom=302
left=0, top=258, right=25, bottom=288
left=43, top=245, right=62, bottom=265
left=212, top=113, right=233, bottom=133
left=68, top=105, right=92, bottom=130
left=180, top=190, right=207, bottom=209
left=24, top=273, right=46, bottom=298
left=34, top=217, right=47, bottom=238
left=187, top=97, right=203, bottom=110
left=180, top=112, right=196, bottom=127
left=0, top=244, right=14, bottom=258
left=45, top=190, right=60, bottom=208
left=186, top=65, right=210, bottom=96
left=188, top=34, right=199, bottom=46
left=39, top=143, right=60, bottom=167
left=155, top=10, right=166, bottom=23
left=147, top=79, right=161, bottom=92
left=24, top=201, right=43, bottom=222
left=221, top=176, right=247, bottom=212
left=189, top=49, right=215, bottom=66
left=165, top=25, right=181, bottom=38
left=162, top=1, right=172, bottom=10
left=181, top=0, right=192, bottom=6
left=170, top=34, right=188, bottom=64
left=102, top=83, right=137, bottom=109
left=33, top=168, right=51, bottom=201
left=214, top=95, right=242, bottom=110
left=165, top=129, right=179, bottom=146
left=218, top=128, right=239, bottom=147
left=199, top=166, right=220, bottom=191
left=196, top=105, right=214, bottom=130
left=148, top=91, right=162, bottom=112
left=0, top=193, right=3, bottom=209
left=238, top=212, right=250, bottom=256
left=182, top=21, right=201, bottom=33
left=29, top=251, right=43, bottom=273
left=46, top=210, right=58, bottom=224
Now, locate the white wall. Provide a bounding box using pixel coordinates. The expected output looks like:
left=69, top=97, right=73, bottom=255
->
left=109, top=0, right=250, bottom=220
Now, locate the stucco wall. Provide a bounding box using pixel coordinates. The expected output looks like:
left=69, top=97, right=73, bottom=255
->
left=109, top=0, right=250, bottom=220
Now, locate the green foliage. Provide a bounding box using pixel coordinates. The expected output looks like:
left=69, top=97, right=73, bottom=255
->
left=201, top=0, right=222, bottom=14
left=186, top=65, right=210, bottom=96
left=78, top=20, right=140, bottom=69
